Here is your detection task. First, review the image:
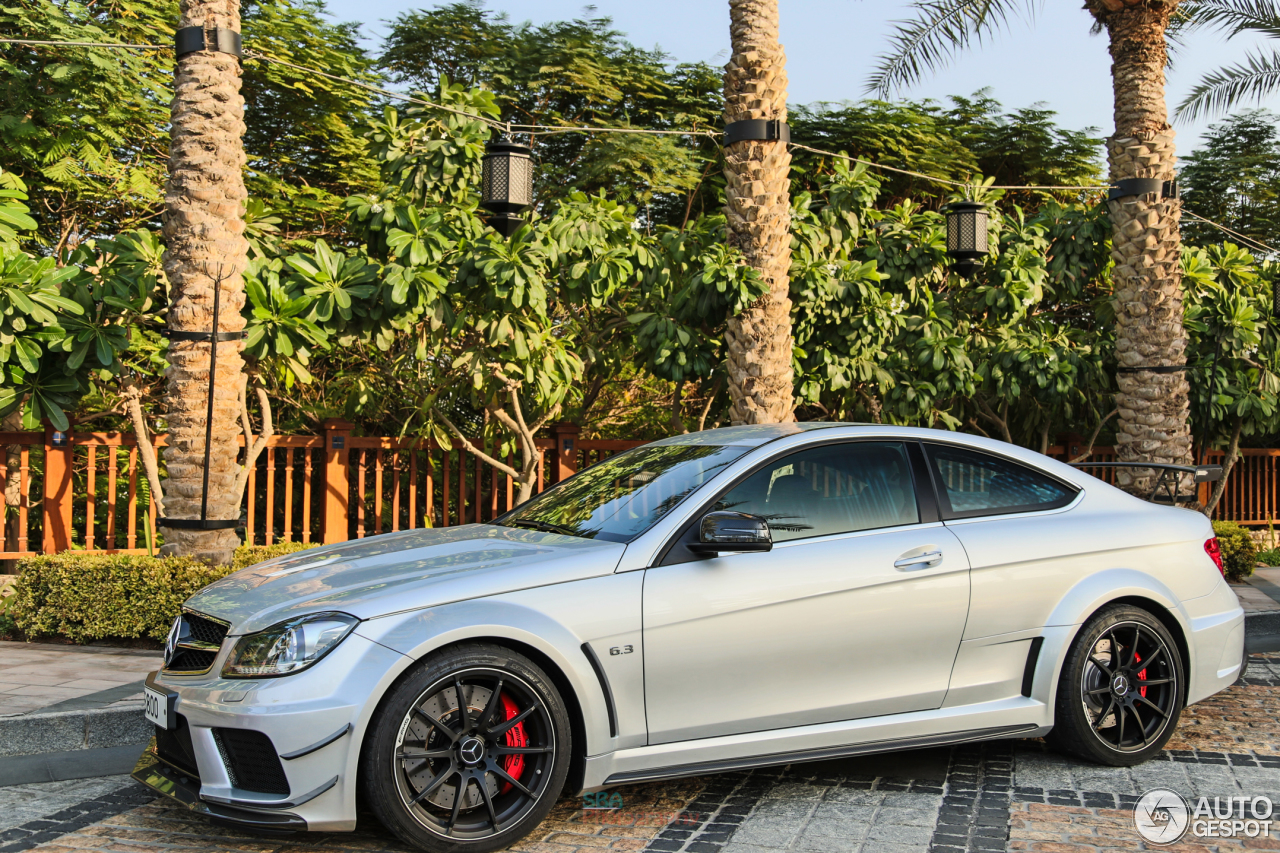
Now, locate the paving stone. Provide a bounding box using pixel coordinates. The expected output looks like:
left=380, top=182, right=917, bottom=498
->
left=10, top=656, right=1280, bottom=853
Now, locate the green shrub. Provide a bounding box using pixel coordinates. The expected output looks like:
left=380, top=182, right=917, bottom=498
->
left=12, top=542, right=321, bottom=643
left=1213, top=521, right=1258, bottom=582
left=0, top=584, right=17, bottom=638
left=1259, top=548, right=1280, bottom=568
left=233, top=541, right=318, bottom=569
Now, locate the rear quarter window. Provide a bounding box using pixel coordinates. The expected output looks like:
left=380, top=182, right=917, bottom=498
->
left=925, top=443, right=1078, bottom=519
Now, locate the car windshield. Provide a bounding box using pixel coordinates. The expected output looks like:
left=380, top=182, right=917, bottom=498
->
left=497, top=443, right=750, bottom=543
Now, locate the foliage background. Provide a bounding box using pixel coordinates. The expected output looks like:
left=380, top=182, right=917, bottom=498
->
left=1, top=0, right=1278, bottom=460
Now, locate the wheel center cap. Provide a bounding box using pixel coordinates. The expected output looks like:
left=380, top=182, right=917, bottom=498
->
left=459, top=736, right=485, bottom=765
left=1112, top=675, right=1130, bottom=696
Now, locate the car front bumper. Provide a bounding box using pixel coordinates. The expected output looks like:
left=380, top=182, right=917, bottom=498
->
left=132, top=743, right=308, bottom=832
left=132, top=630, right=407, bottom=832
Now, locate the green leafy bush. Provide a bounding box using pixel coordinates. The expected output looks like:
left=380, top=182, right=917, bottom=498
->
left=12, top=542, right=320, bottom=643
left=1258, top=548, right=1280, bottom=568
left=0, top=583, right=17, bottom=638
left=1213, top=521, right=1258, bottom=582
left=233, top=541, right=317, bottom=568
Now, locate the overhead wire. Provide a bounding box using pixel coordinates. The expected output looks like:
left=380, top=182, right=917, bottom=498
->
left=1182, top=211, right=1278, bottom=256
left=0, top=38, right=164, bottom=49
left=788, top=142, right=1108, bottom=193
left=4, top=35, right=1278, bottom=255
left=242, top=50, right=509, bottom=131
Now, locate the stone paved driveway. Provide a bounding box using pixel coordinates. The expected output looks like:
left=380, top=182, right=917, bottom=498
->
left=9, top=655, right=1280, bottom=853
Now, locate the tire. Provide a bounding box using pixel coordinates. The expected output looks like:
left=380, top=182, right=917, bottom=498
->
left=361, top=643, right=572, bottom=853
left=1047, top=604, right=1185, bottom=766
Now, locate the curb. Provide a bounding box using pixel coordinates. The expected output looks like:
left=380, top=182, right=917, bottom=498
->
left=0, top=706, right=151, bottom=758
left=1247, top=611, right=1280, bottom=653
left=0, top=743, right=144, bottom=787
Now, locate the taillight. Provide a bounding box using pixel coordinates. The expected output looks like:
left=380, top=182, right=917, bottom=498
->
left=1205, top=537, right=1225, bottom=575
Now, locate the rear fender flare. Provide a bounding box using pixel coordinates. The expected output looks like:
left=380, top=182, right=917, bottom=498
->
left=1037, top=568, right=1192, bottom=708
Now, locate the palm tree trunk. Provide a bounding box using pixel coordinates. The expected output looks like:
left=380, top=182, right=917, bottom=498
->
left=1092, top=0, right=1193, bottom=496
left=723, top=0, right=794, bottom=424
left=160, top=0, right=249, bottom=564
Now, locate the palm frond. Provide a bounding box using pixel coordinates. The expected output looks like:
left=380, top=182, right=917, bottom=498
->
left=1176, top=0, right=1280, bottom=40
left=1175, top=47, right=1280, bottom=120
left=865, top=0, right=1035, bottom=98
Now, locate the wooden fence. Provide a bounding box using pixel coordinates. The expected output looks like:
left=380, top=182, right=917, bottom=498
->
left=1, top=421, right=642, bottom=559
left=5, top=424, right=1279, bottom=560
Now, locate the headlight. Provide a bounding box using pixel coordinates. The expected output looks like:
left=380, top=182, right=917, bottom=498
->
left=222, top=612, right=359, bottom=678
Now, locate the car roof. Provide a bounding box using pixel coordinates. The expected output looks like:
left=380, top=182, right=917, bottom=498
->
left=648, top=423, right=1095, bottom=489
left=647, top=422, right=850, bottom=447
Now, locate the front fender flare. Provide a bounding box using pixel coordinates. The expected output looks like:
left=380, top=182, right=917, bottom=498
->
left=352, top=598, right=611, bottom=758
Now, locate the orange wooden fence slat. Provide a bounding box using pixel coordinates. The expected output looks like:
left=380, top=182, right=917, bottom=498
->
left=126, top=447, right=137, bottom=551
left=265, top=447, right=276, bottom=547
left=106, top=446, right=118, bottom=549
left=86, top=446, right=96, bottom=550
left=302, top=448, right=313, bottom=544
left=284, top=447, right=295, bottom=543
left=17, top=447, right=28, bottom=554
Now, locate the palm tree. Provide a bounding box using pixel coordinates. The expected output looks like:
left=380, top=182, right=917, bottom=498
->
left=723, top=0, right=795, bottom=424
left=160, top=0, right=250, bottom=564
left=1175, top=0, right=1280, bottom=120
left=871, top=0, right=1193, bottom=496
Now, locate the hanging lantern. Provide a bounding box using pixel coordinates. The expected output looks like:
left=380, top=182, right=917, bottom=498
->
left=944, top=201, right=989, bottom=278
left=481, top=136, right=533, bottom=237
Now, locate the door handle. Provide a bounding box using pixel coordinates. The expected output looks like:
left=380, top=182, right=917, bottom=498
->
left=894, top=550, right=943, bottom=570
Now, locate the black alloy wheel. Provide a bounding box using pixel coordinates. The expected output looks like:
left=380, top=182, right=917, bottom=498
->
left=363, top=644, right=572, bottom=853
left=1048, top=604, right=1185, bottom=766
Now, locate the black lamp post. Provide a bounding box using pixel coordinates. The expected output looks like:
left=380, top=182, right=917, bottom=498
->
left=481, top=136, right=533, bottom=237
left=945, top=201, right=989, bottom=278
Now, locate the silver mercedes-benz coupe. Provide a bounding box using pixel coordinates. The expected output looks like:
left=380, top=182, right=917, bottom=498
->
left=134, top=423, right=1246, bottom=852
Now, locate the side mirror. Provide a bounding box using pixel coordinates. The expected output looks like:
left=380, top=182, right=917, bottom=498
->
left=688, top=511, right=772, bottom=555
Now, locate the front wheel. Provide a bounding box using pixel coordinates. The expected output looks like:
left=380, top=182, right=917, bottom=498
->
left=1047, top=604, right=1185, bottom=766
left=361, top=644, right=572, bottom=853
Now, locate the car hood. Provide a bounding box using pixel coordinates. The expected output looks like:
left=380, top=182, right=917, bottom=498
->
left=185, top=525, right=627, bottom=635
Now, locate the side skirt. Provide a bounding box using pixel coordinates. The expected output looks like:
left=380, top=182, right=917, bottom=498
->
left=602, top=723, right=1038, bottom=786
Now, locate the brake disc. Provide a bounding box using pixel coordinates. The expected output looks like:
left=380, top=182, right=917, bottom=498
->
left=403, top=685, right=499, bottom=811
left=1084, top=638, right=1117, bottom=729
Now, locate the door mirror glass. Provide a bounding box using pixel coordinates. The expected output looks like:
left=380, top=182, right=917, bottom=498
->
left=690, top=511, right=773, bottom=554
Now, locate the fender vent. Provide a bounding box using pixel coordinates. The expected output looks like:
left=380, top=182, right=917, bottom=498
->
left=1022, top=637, right=1045, bottom=697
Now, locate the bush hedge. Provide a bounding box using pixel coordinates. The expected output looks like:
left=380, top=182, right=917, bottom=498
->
left=1212, top=521, right=1257, bottom=583
left=11, top=541, right=317, bottom=643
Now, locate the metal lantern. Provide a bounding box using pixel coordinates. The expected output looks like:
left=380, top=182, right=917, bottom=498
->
left=481, top=136, right=533, bottom=237
left=945, top=201, right=990, bottom=278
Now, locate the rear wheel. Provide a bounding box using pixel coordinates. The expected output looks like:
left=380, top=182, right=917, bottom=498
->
left=362, top=644, right=571, bottom=853
left=1047, top=604, right=1184, bottom=766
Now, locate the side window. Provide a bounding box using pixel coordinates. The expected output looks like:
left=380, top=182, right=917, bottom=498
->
left=925, top=444, right=1077, bottom=519
left=714, top=442, right=920, bottom=543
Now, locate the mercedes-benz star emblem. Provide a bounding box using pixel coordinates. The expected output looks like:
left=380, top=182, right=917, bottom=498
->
left=1113, top=675, right=1130, bottom=696
left=459, top=737, right=485, bottom=765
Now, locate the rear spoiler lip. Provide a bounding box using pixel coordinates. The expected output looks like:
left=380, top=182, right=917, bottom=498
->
left=1069, top=462, right=1223, bottom=483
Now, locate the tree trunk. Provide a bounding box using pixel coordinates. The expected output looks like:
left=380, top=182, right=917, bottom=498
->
left=1092, top=0, right=1193, bottom=497
left=2, top=408, right=22, bottom=573
left=1203, top=416, right=1242, bottom=517
left=160, top=0, right=249, bottom=564
left=723, top=0, right=794, bottom=425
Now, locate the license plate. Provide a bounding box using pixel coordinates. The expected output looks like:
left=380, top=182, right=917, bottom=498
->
left=144, top=684, right=174, bottom=730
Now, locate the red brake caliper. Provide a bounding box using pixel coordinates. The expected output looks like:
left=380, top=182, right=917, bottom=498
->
left=1135, top=651, right=1147, bottom=698
left=498, top=692, right=527, bottom=793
